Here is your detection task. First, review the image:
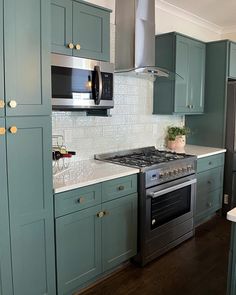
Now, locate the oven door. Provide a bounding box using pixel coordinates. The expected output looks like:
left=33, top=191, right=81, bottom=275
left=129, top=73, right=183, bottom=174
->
left=145, top=175, right=196, bottom=238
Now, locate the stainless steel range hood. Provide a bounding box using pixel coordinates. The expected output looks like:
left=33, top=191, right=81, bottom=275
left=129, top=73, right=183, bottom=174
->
left=115, top=0, right=172, bottom=79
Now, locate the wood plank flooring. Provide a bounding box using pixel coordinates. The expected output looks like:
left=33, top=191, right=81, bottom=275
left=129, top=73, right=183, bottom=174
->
left=81, top=216, right=231, bottom=295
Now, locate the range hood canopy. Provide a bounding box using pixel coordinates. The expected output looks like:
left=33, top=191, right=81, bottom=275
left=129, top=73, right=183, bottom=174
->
left=115, top=0, right=177, bottom=79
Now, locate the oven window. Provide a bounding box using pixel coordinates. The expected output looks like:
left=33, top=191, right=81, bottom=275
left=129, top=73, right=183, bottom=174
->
left=151, top=186, right=191, bottom=229
left=51, top=66, right=92, bottom=98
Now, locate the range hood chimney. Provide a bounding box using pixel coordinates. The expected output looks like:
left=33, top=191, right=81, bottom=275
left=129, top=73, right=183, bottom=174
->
left=115, top=0, right=170, bottom=78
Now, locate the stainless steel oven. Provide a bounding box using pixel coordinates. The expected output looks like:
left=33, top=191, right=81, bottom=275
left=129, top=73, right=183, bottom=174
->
left=143, top=174, right=196, bottom=264
left=51, top=54, right=114, bottom=111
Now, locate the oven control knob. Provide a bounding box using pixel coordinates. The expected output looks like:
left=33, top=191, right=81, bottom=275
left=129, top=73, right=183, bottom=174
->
left=174, top=169, right=178, bottom=174
left=187, top=165, right=192, bottom=171
left=159, top=172, right=164, bottom=178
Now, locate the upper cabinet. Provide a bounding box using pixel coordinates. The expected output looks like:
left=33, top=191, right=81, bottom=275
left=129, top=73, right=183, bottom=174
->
left=153, top=32, right=206, bottom=115
left=51, top=0, right=111, bottom=61
left=229, top=42, right=236, bottom=79
left=4, top=0, right=51, bottom=116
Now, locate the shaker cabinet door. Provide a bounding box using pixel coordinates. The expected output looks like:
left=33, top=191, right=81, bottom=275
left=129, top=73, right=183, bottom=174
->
left=0, top=0, right=4, bottom=117
left=56, top=205, right=102, bottom=295
left=0, top=118, right=13, bottom=295
left=4, top=0, right=51, bottom=116
left=6, top=116, right=56, bottom=295
left=101, top=194, right=137, bottom=272
left=189, top=40, right=205, bottom=113
left=174, top=36, right=191, bottom=113
left=51, top=0, right=73, bottom=55
left=72, top=1, right=110, bottom=61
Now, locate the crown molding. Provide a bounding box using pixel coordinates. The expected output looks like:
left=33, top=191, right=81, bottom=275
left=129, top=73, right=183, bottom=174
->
left=155, top=0, right=223, bottom=35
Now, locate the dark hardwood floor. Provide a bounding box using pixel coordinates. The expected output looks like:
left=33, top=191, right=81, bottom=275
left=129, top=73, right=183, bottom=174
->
left=81, top=216, right=231, bottom=295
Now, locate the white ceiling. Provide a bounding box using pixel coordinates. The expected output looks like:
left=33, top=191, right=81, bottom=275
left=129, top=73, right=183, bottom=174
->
left=162, top=0, right=236, bottom=28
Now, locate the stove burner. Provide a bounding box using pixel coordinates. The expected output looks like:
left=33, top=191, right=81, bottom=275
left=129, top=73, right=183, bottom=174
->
left=107, top=150, right=187, bottom=168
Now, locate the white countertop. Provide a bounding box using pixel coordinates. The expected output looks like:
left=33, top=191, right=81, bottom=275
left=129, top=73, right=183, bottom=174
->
left=184, top=145, right=226, bottom=158
left=53, top=160, right=139, bottom=194
left=227, top=208, right=236, bottom=223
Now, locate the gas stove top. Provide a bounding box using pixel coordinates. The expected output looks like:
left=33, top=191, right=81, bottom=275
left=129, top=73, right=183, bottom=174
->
left=95, top=147, right=197, bottom=186
left=95, top=147, right=193, bottom=169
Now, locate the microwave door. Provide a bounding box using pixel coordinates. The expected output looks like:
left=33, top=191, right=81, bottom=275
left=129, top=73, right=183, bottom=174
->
left=93, top=66, right=103, bottom=105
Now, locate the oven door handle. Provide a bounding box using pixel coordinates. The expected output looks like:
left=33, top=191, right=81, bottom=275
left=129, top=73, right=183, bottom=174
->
left=147, top=179, right=197, bottom=199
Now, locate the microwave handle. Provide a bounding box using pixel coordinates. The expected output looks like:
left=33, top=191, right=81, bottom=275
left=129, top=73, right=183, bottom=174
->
left=94, top=66, right=103, bottom=105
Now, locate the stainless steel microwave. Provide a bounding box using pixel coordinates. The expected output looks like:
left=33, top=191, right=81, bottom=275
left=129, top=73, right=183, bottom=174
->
left=51, top=54, right=114, bottom=111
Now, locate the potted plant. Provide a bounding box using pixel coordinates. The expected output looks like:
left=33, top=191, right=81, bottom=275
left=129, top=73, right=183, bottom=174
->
left=167, top=126, right=190, bottom=151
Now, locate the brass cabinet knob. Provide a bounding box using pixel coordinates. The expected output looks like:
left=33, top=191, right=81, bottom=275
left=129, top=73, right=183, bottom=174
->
left=68, top=43, right=74, bottom=49
left=9, top=126, right=17, bottom=134
left=75, top=44, right=81, bottom=50
left=8, top=100, right=17, bottom=108
left=0, top=100, right=5, bottom=109
left=78, top=197, right=85, bottom=204
left=118, top=185, right=125, bottom=191
left=97, top=211, right=104, bottom=218
left=0, top=127, right=6, bottom=135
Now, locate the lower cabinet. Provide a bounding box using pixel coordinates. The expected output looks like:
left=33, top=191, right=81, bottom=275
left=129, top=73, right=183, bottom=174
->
left=6, top=117, right=56, bottom=295
left=195, top=153, right=225, bottom=226
left=0, top=118, right=13, bottom=295
left=55, top=175, right=138, bottom=295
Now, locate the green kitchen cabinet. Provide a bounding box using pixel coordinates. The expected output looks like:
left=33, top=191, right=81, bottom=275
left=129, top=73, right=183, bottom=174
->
left=102, top=194, right=137, bottom=272
left=56, top=205, right=102, bottom=295
left=186, top=40, right=234, bottom=148
left=51, top=0, right=111, bottom=61
left=55, top=175, right=138, bottom=294
left=227, top=223, right=236, bottom=295
left=195, top=153, right=225, bottom=226
left=229, top=42, right=236, bottom=79
left=51, top=0, right=73, bottom=55
left=0, top=118, right=13, bottom=295
left=4, top=0, right=51, bottom=116
left=6, top=116, right=56, bottom=295
left=0, top=0, right=4, bottom=117
left=154, top=32, right=205, bottom=115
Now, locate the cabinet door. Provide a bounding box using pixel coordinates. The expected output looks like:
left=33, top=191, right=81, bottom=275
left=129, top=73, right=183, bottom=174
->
left=189, top=40, right=205, bottom=113
left=6, top=116, right=56, bottom=295
left=4, top=0, right=51, bottom=116
left=51, top=0, right=73, bottom=55
left=73, top=2, right=110, bottom=61
left=102, top=194, right=137, bottom=272
left=0, top=118, right=13, bottom=295
left=174, top=35, right=191, bottom=113
left=56, top=205, right=102, bottom=295
left=0, top=0, right=4, bottom=117
left=229, top=42, right=236, bottom=79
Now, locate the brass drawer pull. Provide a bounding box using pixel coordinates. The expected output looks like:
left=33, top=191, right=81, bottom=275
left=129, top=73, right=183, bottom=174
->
left=208, top=161, right=212, bottom=165
left=0, top=127, right=6, bottom=135
left=207, top=180, right=212, bottom=185
left=9, top=126, right=17, bottom=134
left=0, top=100, right=5, bottom=109
left=8, top=100, right=17, bottom=109
left=97, top=211, right=104, bottom=218
left=68, top=43, right=74, bottom=49
left=118, top=185, right=125, bottom=191
left=78, top=197, right=85, bottom=204
left=207, top=202, right=212, bottom=208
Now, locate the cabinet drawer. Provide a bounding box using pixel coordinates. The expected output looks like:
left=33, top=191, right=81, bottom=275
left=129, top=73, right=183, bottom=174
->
left=102, top=175, right=137, bottom=202
left=55, top=184, right=102, bottom=217
left=197, top=153, right=224, bottom=173
left=196, top=188, right=223, bottom=217
left=197, top=167, right=223, bottom=193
